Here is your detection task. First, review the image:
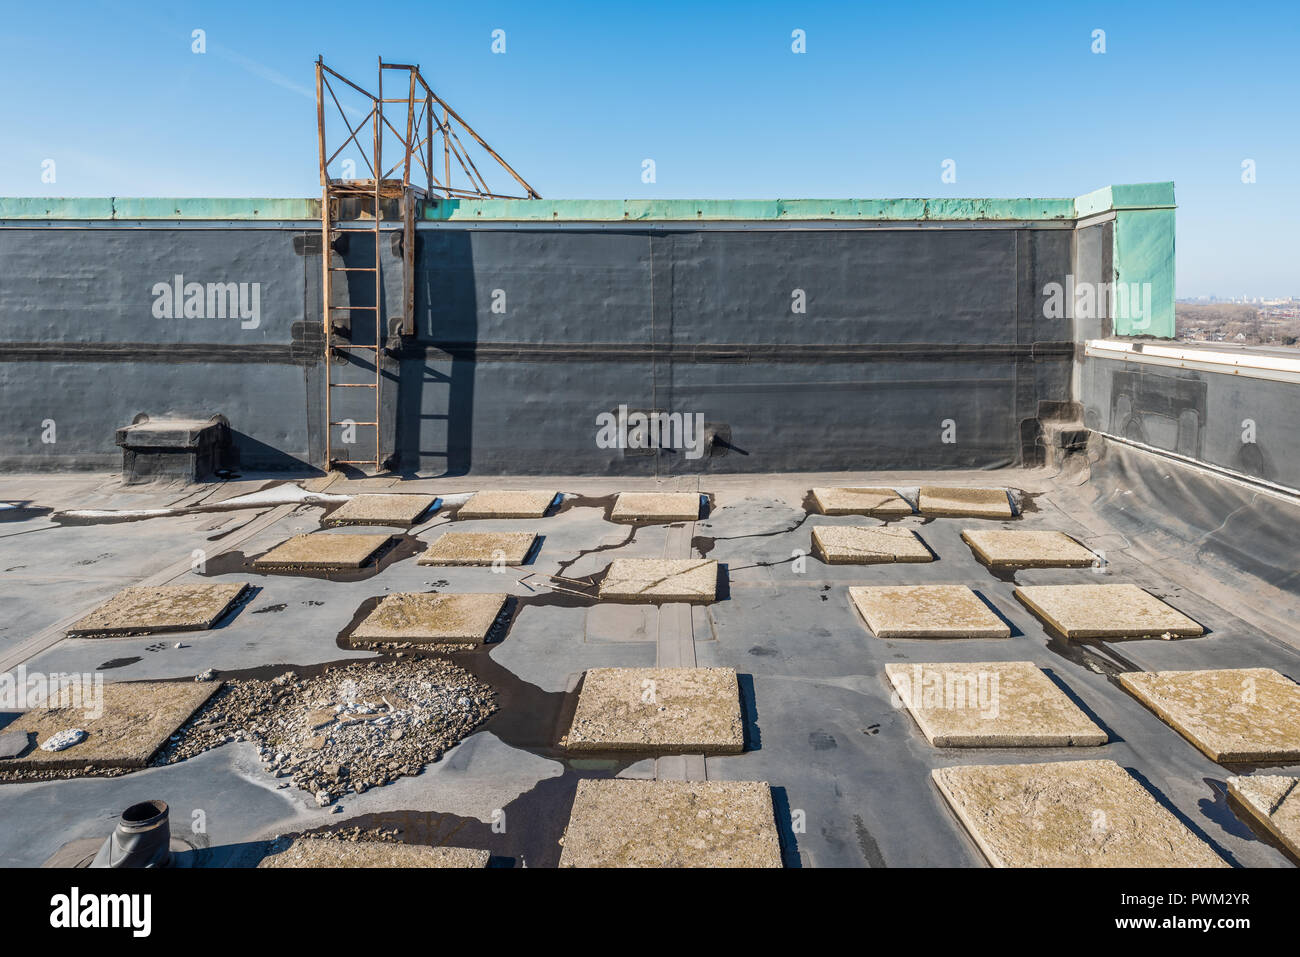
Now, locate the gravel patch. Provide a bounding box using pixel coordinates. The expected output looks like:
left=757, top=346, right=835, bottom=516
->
left=153, top=658, right=497, bottom=805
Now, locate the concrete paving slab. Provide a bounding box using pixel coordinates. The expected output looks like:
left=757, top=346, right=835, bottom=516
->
left=961, top=529, right=1098, bottom=568
left=257, top=839, right=489, bottom=867
left=597, top=558, right=718, bottom=603
left=1119, top=668, right=1300, bottom=762
left=417, top=531, right=537, bottom=566
left=886, top=661, right=1107, bottom=747
left=933, top=759, right=1228, bottom=867
left=350, top=592, right=508, bottom=645
left=252, top=533, right=394, bottom=570
left=65, top=582, right=249, bottom=637
left=610, top=491, right=701, bottom=522
left=1015, top=584, right=1204, bottom=639
left=456, top=490, right=558, bottom=519
left=918, top=486, right=1014, bottom=518
left=1227, top=774, right=1300, bottom=859
left=812, top=525, right=933, bottom=564
left=563, top=667, right=743, bottom=753
left=849, top=585, right=1011, bottom=638
left=809, top=487, right=913, bottom=516
left=323, top=493, right=438, bottom=526
left=558, top=779, right=782, bottom=867
left=2, top=681, right=221, bottom=771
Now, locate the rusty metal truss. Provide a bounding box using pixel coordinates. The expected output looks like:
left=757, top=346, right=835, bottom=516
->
left=313, top=56, right=538, bottom=472
left=315, top=55, right=540, bottom=201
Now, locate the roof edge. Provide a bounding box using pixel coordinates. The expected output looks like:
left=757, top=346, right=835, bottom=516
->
left=0, top=184, right=1174, bottom=222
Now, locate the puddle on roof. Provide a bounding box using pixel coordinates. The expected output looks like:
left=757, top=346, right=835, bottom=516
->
left=693, top=507, right=812, bottom=558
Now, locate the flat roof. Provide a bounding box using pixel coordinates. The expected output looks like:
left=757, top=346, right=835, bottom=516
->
left=0, top=456, right=1294, bottom=868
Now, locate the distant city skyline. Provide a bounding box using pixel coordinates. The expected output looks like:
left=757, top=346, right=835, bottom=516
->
left=2, top=0, right=1296, bottom=298
left=1179, top=295, right=1300, bottom=304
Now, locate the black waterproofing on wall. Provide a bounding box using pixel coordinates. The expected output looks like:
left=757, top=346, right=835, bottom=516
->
left=0, top=224, right=1077, bottom=474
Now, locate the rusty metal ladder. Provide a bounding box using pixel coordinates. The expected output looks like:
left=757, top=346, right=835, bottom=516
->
left=314, top=54, right=540, bottom=473
left=321, top=176, right=385, bottom=471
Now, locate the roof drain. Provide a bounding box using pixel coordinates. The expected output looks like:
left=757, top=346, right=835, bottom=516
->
left=89, top=800, right=174, bottom=868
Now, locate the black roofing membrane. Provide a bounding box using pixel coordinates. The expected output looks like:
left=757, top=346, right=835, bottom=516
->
left=0, top=439, right=1296, bottom=867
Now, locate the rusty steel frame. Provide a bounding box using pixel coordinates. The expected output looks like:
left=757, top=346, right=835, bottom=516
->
left=315, top=56, right=540, bottom=202
left=314, top=56, right=539, bottom=472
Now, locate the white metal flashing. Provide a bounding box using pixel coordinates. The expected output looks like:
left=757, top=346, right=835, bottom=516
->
left=1085, top=339, right=1300, bottom=385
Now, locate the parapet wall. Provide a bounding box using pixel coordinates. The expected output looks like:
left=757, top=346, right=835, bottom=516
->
left=0, top=185, right=1177, bottom=475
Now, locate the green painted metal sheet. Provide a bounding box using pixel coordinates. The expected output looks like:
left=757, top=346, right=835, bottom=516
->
left=0, top=197, right=116, bottom=219
left=1112, top=207, right=1176, bottom=336
left=1074, top=182, right=1175, bottom=219
left=1, top=184, right=1173, bottom=225
left=111, top=197, right=319, bottom=220
left=420, top=196, right=1078, bottom=222
left=0, top=196, right=318, bottom=220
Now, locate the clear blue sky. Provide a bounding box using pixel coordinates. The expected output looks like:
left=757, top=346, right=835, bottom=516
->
left=2, top=0, right=1296, bottom=297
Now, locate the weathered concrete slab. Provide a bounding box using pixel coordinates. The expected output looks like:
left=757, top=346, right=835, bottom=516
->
left=258, top=839, right=489, bottom=868
left=253, top=533, right=393, bottom=570
left=886, top=661, right=1107, bottom=747
left=810, top=487, right=912, bottom=516
left=1119, top=668, right=1300, bottom=762
left=66, top=583, right=249, bottom=637
left=2, top=681, right=221, bottom=771
left=559, top=779, right=782, bottom=867
left=598, top=558, right=718, bottom=604
left=961, top=529, right=1097, bottom=568
left=918, top=486, right=1014, bottom=519
left=849, top=585, right=1010, bottom=639
left=563, top=667, right=743, bottom=753
left=1015, top=584, right=1203, bottom=639
left=417, top=531, right=537, bottom=566
left=457, top=490, right=558, bottom=519
left=610, top=491, right=701, bottom=523
left=350, top=593, right=508, bottom=645
left=1227, top=774, right=1300, bottom=859
left=811, top=525, right=933, bottom=564
left=324, top=493, right=438, bottom=527
left=933, top=760, right=1227, bottom=867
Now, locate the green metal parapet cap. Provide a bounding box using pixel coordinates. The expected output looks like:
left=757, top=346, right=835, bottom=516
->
left=0, top=197, right=320, bottom=220
left=419, top=196, right=1080, bottom=222
left=0, top=183, right=1174, bottom=222
left=1074, top=182, right=1176, bottom=219
left=421, top=184, right=1176, bottom=222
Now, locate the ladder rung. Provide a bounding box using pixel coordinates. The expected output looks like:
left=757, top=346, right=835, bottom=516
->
left=332, top=227, right=383, bottom=232
left=330, top=421, right=378, bottom=426
left=328, top=305, right=378, bottom=311
left=331, top=344, right=379, bottom=350
left=329, top=267, right=378, bottom=272
left=330, top=383, right=377, bottom=388
left=333, top=460, right=380, bottom=465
